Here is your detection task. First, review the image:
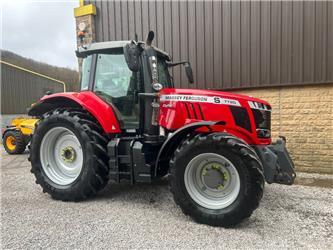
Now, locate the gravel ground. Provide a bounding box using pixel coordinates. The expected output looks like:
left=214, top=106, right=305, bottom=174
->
left=1, top=147, right=333, bottom=249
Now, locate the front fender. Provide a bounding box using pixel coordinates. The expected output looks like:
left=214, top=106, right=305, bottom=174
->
left=28, top=92, right=121, bottom=133
left=155, top=121, right=220, bottom=176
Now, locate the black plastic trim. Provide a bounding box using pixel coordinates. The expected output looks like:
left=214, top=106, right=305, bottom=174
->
left=154, top=121, right=218, bottom=177
left=254, top=138, right=296, bottom=185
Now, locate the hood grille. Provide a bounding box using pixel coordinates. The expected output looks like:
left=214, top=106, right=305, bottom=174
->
left=229, top=106, right=252, bottom=132
left=183, top=102, right=204, bottom=120
left=252, top=109, right=271, bottom=130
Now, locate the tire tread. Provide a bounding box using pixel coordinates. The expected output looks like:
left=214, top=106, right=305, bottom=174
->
left=3, top=130, right=27, bottom=154
left=29, top=108, right=110, bottom=201
left=170, top=132, right=264, bottom=227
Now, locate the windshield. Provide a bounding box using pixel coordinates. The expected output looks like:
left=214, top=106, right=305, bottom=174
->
left=157, top=58, right=173, bottom=88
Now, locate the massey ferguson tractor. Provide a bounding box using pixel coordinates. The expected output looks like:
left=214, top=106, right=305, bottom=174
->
left=28, top=32, right=295, bottom=227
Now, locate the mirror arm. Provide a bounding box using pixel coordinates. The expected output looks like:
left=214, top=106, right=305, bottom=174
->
left=166, top=61, right=194, bottom=84
left=166, top=61, right=189, bottom=67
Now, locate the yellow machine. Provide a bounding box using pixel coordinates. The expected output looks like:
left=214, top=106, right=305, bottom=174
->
left=2, top=118, right=38, bottom=154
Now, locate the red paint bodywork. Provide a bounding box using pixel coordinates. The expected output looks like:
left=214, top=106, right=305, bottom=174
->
left=38, top=88, right=271, bottom=145
left=159, top=88, right=271, bottom=145
left=39, top=91, right=122, bottom=133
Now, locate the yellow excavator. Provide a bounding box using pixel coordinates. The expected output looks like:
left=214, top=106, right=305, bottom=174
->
left=2, top=118, right=38, bottom=154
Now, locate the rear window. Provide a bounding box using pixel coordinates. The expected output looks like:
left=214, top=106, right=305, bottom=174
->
left=80, top=55, right=92, bottom=91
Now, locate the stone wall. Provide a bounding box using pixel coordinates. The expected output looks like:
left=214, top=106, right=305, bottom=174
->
left=75, top=13, right=96, bottom=71
left=75, top=14, right=95, bottom=46
left=234, top=83, right=332, bottom=174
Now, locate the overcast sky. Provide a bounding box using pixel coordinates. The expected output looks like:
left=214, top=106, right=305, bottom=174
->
left=1, top=0, right=78, bottom=70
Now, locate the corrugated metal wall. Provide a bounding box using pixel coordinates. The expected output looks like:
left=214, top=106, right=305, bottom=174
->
left=89, top=0, right=333, bottom=90
left=1, top=64, right=64, bottom=114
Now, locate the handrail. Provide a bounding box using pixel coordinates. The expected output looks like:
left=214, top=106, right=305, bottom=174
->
left=0, top=60, right=66, bottom=92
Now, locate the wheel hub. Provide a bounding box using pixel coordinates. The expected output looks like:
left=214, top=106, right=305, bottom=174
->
left=40, top=127, right=83, bottom=185
left=61, top=146, right=76, bottom=163
left=6, top=136, right=16, bottom=151
left=201, top=163, right=229, bottom=190
left=184, top=153, right=240, bottom=210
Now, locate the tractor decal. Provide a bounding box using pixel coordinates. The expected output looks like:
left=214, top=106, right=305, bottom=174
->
left=160, top=94, right=241, bottom=107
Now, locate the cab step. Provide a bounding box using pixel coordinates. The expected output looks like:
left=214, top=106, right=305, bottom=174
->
left=107, top=138, right=157, bottom=184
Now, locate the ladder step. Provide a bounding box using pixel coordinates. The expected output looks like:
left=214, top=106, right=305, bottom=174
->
left=107, top=138, right=141, bottom=184
left=109, top=165, right=131, bottom=172
left=109, top=171, right=131, bottom=175
left=118, top=155, right=131, bottom=164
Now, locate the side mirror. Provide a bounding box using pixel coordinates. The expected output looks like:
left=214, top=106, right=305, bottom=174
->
left=184, top=63, right=194, bottom=84
left=123, top=42, right=140, bottom=72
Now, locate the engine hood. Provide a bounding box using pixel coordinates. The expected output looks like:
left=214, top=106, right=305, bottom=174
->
left=158, top=88, right=272, bottom=145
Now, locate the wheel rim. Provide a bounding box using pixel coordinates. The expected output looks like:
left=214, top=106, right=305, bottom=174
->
left=6, top=136, right=16, bottom=151
left=40, top=127, right=83, bottom=185
left=184, top=153, right=240, bottom=210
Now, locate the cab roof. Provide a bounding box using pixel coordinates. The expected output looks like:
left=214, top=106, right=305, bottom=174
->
left=76, top=40, right=171, bottom=60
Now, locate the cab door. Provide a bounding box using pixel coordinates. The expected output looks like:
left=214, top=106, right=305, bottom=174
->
left=93, top=53, right=139, bottom=129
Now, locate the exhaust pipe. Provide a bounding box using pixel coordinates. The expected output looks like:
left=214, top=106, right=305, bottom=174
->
left=141, top=31, right=161, bottom=141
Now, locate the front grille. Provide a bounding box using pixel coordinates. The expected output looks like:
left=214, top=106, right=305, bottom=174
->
left=252, top=109, right=271, bottom=130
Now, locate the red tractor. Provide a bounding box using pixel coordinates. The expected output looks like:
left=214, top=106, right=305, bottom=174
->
left=28, top=32, right=295, bottom=227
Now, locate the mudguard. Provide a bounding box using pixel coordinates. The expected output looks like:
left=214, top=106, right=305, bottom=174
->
left=155, top=121, right=219, bottom=176
left=28, top=91, right=122, bottom=133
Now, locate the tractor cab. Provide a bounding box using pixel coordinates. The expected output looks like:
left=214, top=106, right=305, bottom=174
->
left=76, top=35, right=193, bottom=138
left=76, top=40, right=170, bottom=130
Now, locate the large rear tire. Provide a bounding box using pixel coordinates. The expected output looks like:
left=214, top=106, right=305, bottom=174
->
left=170, top=132, right=264, bottom=227
left=29, top=109, right=110, bottom=201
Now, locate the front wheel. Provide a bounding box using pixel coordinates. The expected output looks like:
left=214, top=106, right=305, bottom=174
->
left=170, top=133, right=264, bottom=227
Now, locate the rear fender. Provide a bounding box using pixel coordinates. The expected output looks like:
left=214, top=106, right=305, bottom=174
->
left=28, top=92, right=121, bottom=133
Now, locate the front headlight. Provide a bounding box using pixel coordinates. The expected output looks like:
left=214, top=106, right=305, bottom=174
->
left=256, top=129, right=271, bottom=138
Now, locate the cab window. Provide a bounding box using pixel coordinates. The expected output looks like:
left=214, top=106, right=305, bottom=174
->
left=80, top=55, right=92, bottom=91
left=94, top=53, right=139, bottom=129
left=157, top=58, right=173, bottom=88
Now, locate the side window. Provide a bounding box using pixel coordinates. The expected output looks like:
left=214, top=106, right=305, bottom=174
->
left=80, top=55, right=92, bottom=91
left=94, top=54, right=132, bottom=98
left=94, top=53, right=139, bottom=129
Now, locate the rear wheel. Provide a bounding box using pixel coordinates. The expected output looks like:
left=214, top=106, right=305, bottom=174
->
left=39, top=127, right=84, bottom=186
left=170, top=132, right=264, bottom=227
left=3, top=130, right=27, bottom=154
left=29, top=109, right=110, bottom=201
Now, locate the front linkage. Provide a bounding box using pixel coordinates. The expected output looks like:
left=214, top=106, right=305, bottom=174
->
left=255, top=137, right=296, bottom=185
